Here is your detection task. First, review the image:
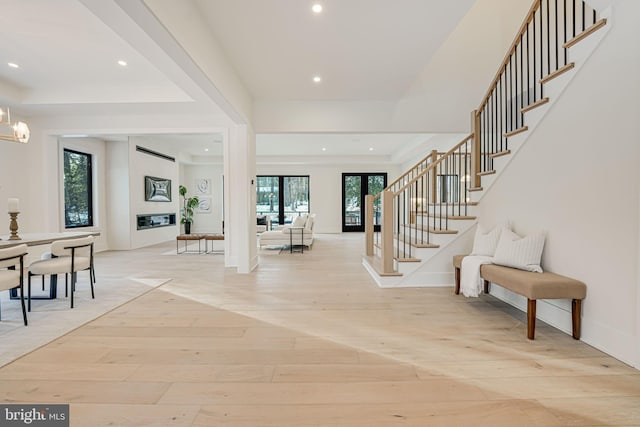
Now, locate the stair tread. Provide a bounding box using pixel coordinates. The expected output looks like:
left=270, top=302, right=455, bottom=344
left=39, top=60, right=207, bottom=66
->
left=504, top=126, right=529, bottom=138
left=489, top=150, right=511, bottom=159
left=468, top=187, right=483, bottom=192
left=395, top=233, right=441, bottom=248
left=521, top=97, right=549, bottom=113
left=477, top=170, right=496, bottom=176
left=363, top=255, right=403, bottom=277
left=410, top=215, right=476, bottom=221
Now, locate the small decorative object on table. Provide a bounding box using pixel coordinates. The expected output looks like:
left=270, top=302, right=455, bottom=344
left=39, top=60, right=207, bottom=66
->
left=8, top=198, right=20, bottom=240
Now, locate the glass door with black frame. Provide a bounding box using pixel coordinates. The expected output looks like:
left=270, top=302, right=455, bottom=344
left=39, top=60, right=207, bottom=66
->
left=342, top=173, right=387, bottom=232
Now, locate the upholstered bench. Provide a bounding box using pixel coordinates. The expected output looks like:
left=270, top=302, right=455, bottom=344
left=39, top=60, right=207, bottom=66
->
left=453, top=255, right=587, bottom=340
left=176, top=234, right=205, bottom=254
left=203, top=234, right=224, bottom=254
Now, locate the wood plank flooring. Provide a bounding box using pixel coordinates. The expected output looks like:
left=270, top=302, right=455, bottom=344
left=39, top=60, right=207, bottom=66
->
left=0, top=233, right=638, bottom=426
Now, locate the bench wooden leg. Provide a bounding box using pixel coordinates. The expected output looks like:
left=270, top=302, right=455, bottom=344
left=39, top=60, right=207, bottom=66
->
left=483, top=279, right=490, bottom=294
left=572, top=299, right=582, bottom=340
left=454, top=267, right=460, bottom=294
left=527, top=299, right=536, bottom=340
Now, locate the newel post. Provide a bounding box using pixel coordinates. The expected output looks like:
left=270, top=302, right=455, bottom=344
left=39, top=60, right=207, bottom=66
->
left=365, top=194, right=374, bottom=256
left=471, top=109, right=481, bottom=188
left=381, top=190, right=395, bottom=274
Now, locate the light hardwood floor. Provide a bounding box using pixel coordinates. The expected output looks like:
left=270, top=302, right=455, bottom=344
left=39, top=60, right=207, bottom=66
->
left=1, top=233, right=639, bottom=426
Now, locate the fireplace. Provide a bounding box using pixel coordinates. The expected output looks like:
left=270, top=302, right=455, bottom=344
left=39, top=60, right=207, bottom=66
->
left=137, top=213, right=176, bottom=230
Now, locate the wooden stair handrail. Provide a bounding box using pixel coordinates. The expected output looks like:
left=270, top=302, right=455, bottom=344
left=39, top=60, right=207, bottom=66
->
left=477, top=1, right=540, bottom=112
left=394, top=134, right=473, bottom=196
left=385, top=150, right=436, bottom=191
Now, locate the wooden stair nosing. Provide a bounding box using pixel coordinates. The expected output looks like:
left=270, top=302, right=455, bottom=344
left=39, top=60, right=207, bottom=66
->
left=409, top=215, right=476, bottom=221
left=395, top=257, right=421, bottom=263
left=521, top=97, right=549, bottom=113
left=401, top=222, right=460, bottom=233
left=363, top=255, right=403, bottom=277
left=489, top=150, right=511, bottom=159
left=429, top=201, right=478, bottom=206
left=468, top=187, right=483, bottom=192
left=477, top=170, right=496, bottom=177
left=540, top=62, right=575, bottom=84
left=504, top=126, right=528, bottom=138
left=563, top=18, right=607, bottom=49
left=395, top=233, right=441, bottom=249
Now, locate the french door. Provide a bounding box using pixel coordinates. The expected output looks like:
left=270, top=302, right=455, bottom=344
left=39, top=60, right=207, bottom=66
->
left=342, top=173, right=387, bottom=232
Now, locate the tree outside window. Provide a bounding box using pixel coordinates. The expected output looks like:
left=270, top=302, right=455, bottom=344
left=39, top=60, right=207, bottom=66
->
left=64, top=149, right=93, bottom=228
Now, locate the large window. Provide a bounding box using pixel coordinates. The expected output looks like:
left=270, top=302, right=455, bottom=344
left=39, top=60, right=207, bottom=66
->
left=63, top=149, right=93, bottom=228
left=257, top=175, right=309, bottom=227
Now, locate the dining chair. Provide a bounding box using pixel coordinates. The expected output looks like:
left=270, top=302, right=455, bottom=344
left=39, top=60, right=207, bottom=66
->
left=0, top=244, right=28, bottom=326
left=28, top=236, right=95, bottom=310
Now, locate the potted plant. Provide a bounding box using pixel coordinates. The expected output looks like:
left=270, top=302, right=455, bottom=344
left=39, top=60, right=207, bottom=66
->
left=179, top=185, right=199, bottom=234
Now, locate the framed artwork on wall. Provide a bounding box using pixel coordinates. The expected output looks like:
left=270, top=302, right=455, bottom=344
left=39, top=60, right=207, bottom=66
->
left=196, top=197, right=212, bottom=213
left=195, top=178, right=211, bottom=195
left=145, top=176, right=172, bottom=202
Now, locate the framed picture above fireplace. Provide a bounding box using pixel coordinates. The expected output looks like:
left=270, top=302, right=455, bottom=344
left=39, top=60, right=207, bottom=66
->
left=145, top=176, right=172, bottom=202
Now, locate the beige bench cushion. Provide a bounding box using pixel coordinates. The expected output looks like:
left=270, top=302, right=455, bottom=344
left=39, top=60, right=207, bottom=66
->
left=454, top=254, right=586, bottom=300
left=480, top=264, right=586, bottom=300
left=453, top=254, right=465, bottom=269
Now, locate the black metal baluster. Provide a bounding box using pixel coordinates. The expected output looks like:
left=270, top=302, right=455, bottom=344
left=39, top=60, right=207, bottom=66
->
left=563, top=0, right=567, bottom=66
left=533, top=8, right=537, bottom=102
left=464, top=142, right=468, bottom=216
left=540, top=0, right=545, bottom=98
left=573, top=0, right=576, bottom=38
left=526, top=23, right=530, bottom=108
left=555, top=0, right=559, bottom=72
left=426, top=172, right=430, bottom=245
left=582, top=0, right=585, bottom=32
left=520, top=33, right=524, bottom=127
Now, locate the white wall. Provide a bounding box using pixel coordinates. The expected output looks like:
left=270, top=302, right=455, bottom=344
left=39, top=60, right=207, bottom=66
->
left=106, top=140, right=131, bottom=250
left=181, top=162, right=224, bottom=234
left=128, top=137, right=180, bottom=249
left=257, top=162, right=402, bottom=234
left=475, top=0, right=640, bottom=366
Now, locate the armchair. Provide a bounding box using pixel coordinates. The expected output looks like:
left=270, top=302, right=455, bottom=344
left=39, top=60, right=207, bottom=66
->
left=0, top=244, right=28, bottom=326
left=28, top=236, right=95, bottom=310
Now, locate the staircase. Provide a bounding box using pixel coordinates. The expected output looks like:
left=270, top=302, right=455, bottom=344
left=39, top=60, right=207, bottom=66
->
left=363, top=0, right=610, bottom=287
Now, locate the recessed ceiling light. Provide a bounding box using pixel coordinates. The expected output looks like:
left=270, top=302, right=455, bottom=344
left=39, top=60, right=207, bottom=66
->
left=204, top=148, right=209, bottom=152
left=313, top=75, right=322, bottom=83
left=311, top=3, right=323, bottom=13
left=7, top=62, right=19, bottom=68
left=322, top=147, right=327, bottom=151
left=117, top=60, right=127, bottom=67
left=369, top=147, right=374, bottom=151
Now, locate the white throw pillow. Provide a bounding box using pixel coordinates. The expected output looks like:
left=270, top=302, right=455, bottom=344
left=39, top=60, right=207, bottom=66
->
left=493, top=229, right=546, bottom=273
left=470, top=223, right=507, bottom=257
left=292, top=215, right=307, bottom=227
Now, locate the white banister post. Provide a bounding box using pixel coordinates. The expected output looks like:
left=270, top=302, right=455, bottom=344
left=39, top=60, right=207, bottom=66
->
left=381, top=190, right=395, bottom=274
left=365, top=195, right=374, bottom=256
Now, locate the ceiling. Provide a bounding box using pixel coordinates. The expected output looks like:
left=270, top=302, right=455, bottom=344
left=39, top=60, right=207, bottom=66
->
left=0, top=0, right=481, bottom=162
left=193, top=0, right=476, bottom=101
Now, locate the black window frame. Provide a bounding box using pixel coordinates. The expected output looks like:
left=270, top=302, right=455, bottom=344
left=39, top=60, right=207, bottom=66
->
left=256, top=175, right=310, bottom=227
left=63, top=148, right=94, bottom=229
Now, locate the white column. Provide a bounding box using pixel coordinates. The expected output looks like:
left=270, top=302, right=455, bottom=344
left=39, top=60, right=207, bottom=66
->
left=224, top=124, right=257, bottom=273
